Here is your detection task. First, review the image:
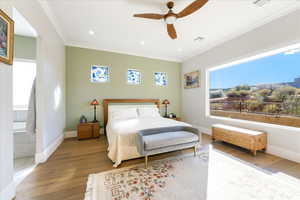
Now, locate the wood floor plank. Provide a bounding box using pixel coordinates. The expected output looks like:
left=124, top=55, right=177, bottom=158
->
left=15, top=134, right=300, bottom=200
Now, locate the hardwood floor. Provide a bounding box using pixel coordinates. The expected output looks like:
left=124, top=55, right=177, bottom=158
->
left=16, top=134, right=300, bottom=200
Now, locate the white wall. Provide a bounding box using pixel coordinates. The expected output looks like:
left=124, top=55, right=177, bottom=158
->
left=182, top=9, right=300, bottom=163
left=13, top=0, right=66, bottom=151
left=0, top=3, right=15, bottom=200
left=0, top=0, right=66, bottom=199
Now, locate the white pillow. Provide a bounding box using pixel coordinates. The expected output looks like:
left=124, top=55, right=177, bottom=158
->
left=138, top=107, right=161, bottom=118
left=110, top=108, right=138, bottom=120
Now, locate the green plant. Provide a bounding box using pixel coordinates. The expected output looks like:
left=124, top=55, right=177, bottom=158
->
left=262, top=104, right=281, bottom=114
left=246, top=100, right=264, bottom=112
left=235, top=85, right=251, bottom=91
left=239, top=90, right=250, bottom=98
left=226, top=90, right=240, bottom=98
left=226, top=89, right=250, bottom=99
left=258, top=89, right=272, bottom=98
left=272, top=86, right=297, bottom=101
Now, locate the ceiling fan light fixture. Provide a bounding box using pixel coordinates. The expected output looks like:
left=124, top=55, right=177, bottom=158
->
left=165, top=15, right=177, bottom=24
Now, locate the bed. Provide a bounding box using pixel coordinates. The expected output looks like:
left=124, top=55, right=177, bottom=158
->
left=103, top=99, right=192, bottom=167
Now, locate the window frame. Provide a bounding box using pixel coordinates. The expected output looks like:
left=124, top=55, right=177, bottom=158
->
left=90, top=65, right=110, bottom=83
left=154, top=72, right=168, bottom=87
left=13, top=58, right=36, bottom=111
left=206, top=42, right=300, bottom=128
left=127, top=68, right=142, bottom=85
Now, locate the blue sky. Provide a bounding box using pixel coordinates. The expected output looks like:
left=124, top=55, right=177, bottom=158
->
left=210, top=51, right=300, bottom=89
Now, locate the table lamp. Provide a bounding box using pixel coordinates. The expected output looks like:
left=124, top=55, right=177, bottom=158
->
left=162, top=99, right=170, bottom=117
left=90, top=99, right=99, bottom=122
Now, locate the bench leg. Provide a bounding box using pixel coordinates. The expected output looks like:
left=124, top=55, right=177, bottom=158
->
left=212, top=136, right=215, bottom=142
left=145, top=155, right=148, bottom=168
left=194, top=146, right=197, bottom=157
left=251, top=150, right=257, bottom=156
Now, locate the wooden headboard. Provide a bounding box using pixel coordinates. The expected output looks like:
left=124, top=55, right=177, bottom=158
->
left=103, top=99, right=160, bottom=127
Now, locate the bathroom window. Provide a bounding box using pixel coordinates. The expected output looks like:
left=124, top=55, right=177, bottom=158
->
left=91, top=65, right=109, bottom=83
left=127, top=69, right=141, bottom=85
left=13, top=60, right=36, bottom=110
left=154, top=72, right=167, bottom=86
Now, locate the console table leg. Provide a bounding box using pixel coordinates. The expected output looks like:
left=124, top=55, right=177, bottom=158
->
left=145, top=155, right=148, bottom=168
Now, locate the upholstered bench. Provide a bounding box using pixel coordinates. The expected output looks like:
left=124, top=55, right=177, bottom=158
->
left=137, top=126, right=200, bottom=168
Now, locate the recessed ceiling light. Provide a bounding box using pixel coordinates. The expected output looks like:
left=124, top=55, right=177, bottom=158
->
left=194, top=36, right=204, bottom=42
left=89, top=30, right=95, bottom=35
left=140, top=41, right=145, bottom=45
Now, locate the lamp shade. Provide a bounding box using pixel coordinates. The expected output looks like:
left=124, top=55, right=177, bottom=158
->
left=162, top=99, right=170, bottom=105
left=90, top=99, right=99, bottom=106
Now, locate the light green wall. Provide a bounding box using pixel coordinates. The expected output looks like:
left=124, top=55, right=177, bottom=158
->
left=14, top=35, right=36, bottom=60
left=66, top=46, right=182, bottom=130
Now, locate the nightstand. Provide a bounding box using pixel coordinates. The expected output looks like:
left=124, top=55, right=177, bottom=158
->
left=77, top=122, right=100, bottom=140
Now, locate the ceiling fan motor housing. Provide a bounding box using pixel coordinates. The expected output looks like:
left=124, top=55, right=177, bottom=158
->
left=167, top=1, right=174, bottom=9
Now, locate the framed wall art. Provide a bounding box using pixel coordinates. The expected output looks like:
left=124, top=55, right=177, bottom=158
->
left=91, top=65, right=109, bottom=83
left=0, top=9, right=14, bottom=65
left=127, top=69, right=141, bottom=85
left=154, top=72, right=167, bottom=86
left=184, top=70, right=200, bottom=89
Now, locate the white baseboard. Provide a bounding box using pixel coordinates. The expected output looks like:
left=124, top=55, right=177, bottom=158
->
left=267, top=145, right=300, bottom=164
left=193, top=125, right=212, bottom=135
left=0, top=181, right=15, bottom=200
left=64, top=130, right=77, bottom=138
left=35, top=134, right=64, bottom=163
left=193, top=125, right=300, bottom=164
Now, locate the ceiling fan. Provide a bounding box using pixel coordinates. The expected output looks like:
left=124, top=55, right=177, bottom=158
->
left=133, top=0, right=209, bottom=39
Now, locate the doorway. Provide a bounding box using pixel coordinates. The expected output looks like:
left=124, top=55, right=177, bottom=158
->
left=12, top=8, right=38, bottom=186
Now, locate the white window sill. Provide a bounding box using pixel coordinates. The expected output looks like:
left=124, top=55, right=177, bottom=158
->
left=208, top=114, right=300, bottom=132
left=13, top=106, right=28, bottom=111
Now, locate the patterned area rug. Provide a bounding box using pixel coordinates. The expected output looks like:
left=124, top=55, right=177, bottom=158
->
left=84, top=148, right=300, bottom=200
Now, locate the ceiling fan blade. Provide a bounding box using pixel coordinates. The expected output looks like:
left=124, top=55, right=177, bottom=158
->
left=133, top=13, right=164, bottom=20
left=167, top=24, right=177, bottom=39
left=177, top=0, right=208, bottom=18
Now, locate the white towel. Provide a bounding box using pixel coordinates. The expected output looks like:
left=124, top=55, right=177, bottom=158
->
left=26, top=78, right=36, bottom=134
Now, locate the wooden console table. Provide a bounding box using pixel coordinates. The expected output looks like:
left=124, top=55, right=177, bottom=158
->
left=212, top=124, right=267, bottom=156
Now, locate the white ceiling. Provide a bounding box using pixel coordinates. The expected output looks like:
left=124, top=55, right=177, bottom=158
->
left=39, top=0, right=300, bottom=62
left=13, top=8, right=37, bottom=37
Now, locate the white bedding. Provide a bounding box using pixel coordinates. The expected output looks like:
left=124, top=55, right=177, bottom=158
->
left=106, top=116, right=191, bottom=167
